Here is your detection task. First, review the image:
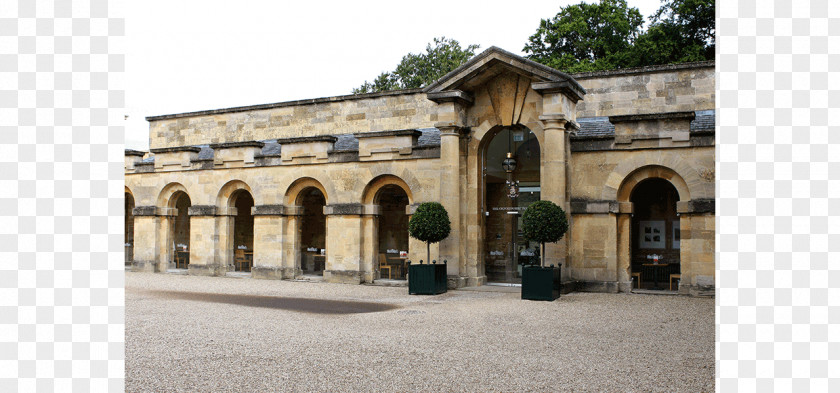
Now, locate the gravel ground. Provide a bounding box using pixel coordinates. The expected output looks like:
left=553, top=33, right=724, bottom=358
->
left=126, top=272, right=714, bottom=392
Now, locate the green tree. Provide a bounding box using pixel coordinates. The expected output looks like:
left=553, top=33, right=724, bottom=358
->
left=353, top=37, right=479, bottom=94
left=521, top=200, right=568, bottom=267
left=630, top=0, right=715, bottom=66
left=407, top=202, right=451, bottom=264
left=522, top=0, right=644, bottom=73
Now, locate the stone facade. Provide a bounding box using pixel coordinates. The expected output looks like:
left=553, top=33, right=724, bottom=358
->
left=125, top=47, right=715, bottom=296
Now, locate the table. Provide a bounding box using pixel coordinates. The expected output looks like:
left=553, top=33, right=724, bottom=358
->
left=175, top=250, right=189, bottom=269
left=387, top=256, right=409, bottom=278
left=642, top=263, right=670, bottom=290
left=313, top=255, right=325, bottom=272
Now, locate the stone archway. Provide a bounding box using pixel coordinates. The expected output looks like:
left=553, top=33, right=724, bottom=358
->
left=156, top=183, right=191, bottom=271
left=614, top=165, right=690, bottom=292
left=479, top=125, right=542, bottom=284
left=362, top=175, right=413, bottom=280
left=216, top=180, right=254, bottom=273
left=285, top=178, right=329, bottom=277
left=169, top=191, right=192, bottom=269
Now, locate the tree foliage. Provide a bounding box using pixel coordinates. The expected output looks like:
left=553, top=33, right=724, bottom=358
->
left=521, top=200, right=568, bottom=267
left=521, top=200, right=568, bottom=245
left=523, top=0, right=715, bottom=73
left=632, top=0, right=715, bottom=65
left=408, top=202, right=451, bottom=263
left=408, top=202, right=451, bottom=245
left=522, top=0, right=644, bottom=73
left=353, top=37, right=479, bottom=94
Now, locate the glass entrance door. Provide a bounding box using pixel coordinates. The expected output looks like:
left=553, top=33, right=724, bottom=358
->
left=482, top=126, right=541, bottom=284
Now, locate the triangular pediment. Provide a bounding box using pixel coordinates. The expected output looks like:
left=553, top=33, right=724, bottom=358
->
left=423, top=47, right=586, bottom=101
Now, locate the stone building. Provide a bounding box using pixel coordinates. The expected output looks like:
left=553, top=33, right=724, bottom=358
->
left=124, top=47, right=715, bottom=295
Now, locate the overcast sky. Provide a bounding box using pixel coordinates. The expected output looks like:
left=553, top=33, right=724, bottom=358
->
left=125, top=0, right=665, bottom=150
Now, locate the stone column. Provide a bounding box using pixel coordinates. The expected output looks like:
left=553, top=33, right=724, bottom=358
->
left=323, top=203, right=364, bottom=284
left=438, top=126, right=464, bottom=279
left=539, top=114, right=570, bottom=272
left=360, top=204, right=380, bottom=283
left=282, top=206, right=303, bottom=279
left=616, top=204, right=633, bottom=292
left=215, top=206, right=237, bottom=274
left=130, top=206, right=159, bottom=272
left=251, top=205, right=286, bottom=280
left=187, top=205, right=221, bottom=276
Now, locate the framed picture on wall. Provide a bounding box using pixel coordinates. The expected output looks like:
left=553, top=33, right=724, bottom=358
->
left=639, top=221, right=665, bottom=249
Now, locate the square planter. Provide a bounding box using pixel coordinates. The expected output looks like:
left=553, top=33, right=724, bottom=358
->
left=521, top=265, right=561, bottom=301
left=408, top=263, right=447, bottom=295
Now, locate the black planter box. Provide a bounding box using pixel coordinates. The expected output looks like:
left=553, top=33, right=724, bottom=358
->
left=408, top=263, right=448, bottom=295
left=521, top=265, right=561, bottom=301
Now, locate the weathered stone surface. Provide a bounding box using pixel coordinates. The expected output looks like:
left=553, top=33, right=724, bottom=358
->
left=132, top=206, right=157, bottom=216
left=187, top=205, right=216, bottom=216
left=323, top=203, right=364, bottom=216
left=252, top=204, right=286, bottom=216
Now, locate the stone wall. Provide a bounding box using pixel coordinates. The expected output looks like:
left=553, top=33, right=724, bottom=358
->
left=147, top=90, right=443, bottom=149
left=573, top=62, right=715, bottom=118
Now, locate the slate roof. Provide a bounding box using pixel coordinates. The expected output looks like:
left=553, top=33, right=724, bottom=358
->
left=259, top=141, right=282, bottom=156
left=333, top=134, right=359, bottom=151
left=197, top=145, right=213, bottom=159
left=575, top=109, right=715, bottom=138
left=690, top=110, right=715, bottom=132
left=576, top=117, right=615, bottom=138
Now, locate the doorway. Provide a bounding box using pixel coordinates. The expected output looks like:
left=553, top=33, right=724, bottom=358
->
left=483, top=126, right=541, bottom=284
left=231, top=190, right=254, bottom=272
left=630, top=178, right=681, bottom=290
left=299, top=187, right=326, bottom=276
left=170, top=192, right=191, bottom=269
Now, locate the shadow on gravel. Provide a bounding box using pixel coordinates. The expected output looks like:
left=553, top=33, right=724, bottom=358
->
left=148, top=290, right=398, bottom=314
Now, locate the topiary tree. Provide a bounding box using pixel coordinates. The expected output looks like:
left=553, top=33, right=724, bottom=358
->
left=408, top=202, right=451, bottom=264
left=521, top=200, right=569, bottom=267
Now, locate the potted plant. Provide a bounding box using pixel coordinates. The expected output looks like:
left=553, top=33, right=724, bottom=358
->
left=520, top=200, right=568, bottom=301
left=407, top=202, right=451, bottom=295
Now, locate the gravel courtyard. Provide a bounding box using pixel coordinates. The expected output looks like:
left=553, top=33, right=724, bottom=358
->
left=126, top=272, right=715, bottom=392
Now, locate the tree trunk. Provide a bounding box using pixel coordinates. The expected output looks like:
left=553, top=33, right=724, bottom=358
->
left=426, top=242, right=430, bottom=264
left=541, top=242, right=545, bottom=267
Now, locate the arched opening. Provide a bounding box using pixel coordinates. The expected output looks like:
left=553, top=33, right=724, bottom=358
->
left=125, top=192, right=134, bottom=266
left=630, top=178, right=681, bottom=290
left=230, top=190, right=254, bottom=272
left=482, top=125, right=541, bottom=284
left=298, top=187, right=326, bottom=276
left=375, top=184, right=410, bottom=280
left=170, top=192, right=192, bottom=269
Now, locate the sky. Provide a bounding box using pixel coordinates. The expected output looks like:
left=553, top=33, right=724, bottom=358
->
left=124, top=0, right=665, bottom=150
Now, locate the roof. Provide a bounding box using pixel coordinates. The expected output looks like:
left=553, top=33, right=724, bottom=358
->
left=576, top=109, right=715, bottom=138
left=423, top=46, right=586, bottom=98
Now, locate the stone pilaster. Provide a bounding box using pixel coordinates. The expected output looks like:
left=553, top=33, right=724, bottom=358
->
left=437, top=126, right=464, bottom=276
left=616, top=212, right=633, bottom=293
left=539, top=114, right=570, bottom=272
left=323, top=204, right=364, bottom=284
left=282, top=206, right=303, bottom=279
left=130, top=206, right=159, bottom=272
left=251, top=205, right=286, bottom=280
left=186, top=205, right=221, bottom=276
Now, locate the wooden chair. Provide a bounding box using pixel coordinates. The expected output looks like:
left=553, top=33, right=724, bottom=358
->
left=669, top=274, right=681, bottom=291
left=378, top=253, right=392, bottom=279
left=174, top=251, right=184, bottom=269
left=631, top=272, right=641, bottom=289
left=235, top=249, right=248, bottom=272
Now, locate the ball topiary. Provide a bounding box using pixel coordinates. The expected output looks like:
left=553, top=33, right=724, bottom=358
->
left=521, top=200, right=568, bottom=267
left=408, top=202, right=451, bottom=264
